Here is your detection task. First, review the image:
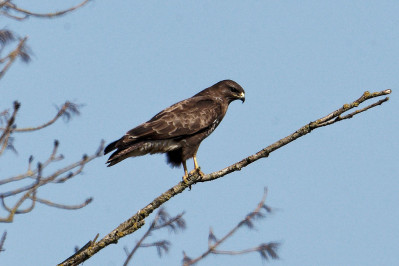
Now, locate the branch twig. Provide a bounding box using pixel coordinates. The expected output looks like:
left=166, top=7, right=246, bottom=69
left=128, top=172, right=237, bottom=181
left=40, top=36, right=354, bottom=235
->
left=0, top=101, right=81, bottom=133
left=0, top=36, right=29, bottom=80
left=0, top=101, right=19, bottom=156
left=0, top=231, right=6, bottom=253
left=1, top=0, right=90, bottom=20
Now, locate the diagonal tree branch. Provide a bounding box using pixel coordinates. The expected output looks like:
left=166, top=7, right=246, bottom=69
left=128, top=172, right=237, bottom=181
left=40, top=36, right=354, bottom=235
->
left=58, top=89, right=391, bottom=266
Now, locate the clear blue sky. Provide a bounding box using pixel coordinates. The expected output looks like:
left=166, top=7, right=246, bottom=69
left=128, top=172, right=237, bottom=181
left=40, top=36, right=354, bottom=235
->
left=2, top=1, right=398, bottom=265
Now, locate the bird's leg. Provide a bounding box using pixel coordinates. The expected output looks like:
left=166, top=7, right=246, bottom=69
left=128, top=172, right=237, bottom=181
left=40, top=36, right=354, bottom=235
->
left=193, top=155, right=199, bottom=170
left=189, top=154, right=205, bottom=177
left=182, top=160, right=189, bottom=184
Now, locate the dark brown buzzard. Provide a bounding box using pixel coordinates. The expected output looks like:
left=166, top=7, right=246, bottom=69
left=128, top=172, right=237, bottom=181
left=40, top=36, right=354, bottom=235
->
left=104, top=80, right=245, bottom=181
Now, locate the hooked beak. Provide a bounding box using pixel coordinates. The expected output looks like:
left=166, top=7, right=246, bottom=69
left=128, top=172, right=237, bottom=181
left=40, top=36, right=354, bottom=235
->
left=239, top=92, right=245, bottom=103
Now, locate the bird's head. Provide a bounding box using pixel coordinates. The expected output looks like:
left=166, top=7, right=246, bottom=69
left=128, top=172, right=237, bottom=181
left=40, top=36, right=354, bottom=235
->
left=217, top=80, right=245, bottom=103
left=194, top=79, right=245, bottom=103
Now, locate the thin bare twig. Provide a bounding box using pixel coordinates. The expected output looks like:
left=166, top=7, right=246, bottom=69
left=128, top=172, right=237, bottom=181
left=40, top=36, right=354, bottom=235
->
left=0, top=101, right=82, bottom=133
left=210, top=243, right=280, bottom=260
left=0, top=101, right=19, bottom=156
left=1, top=1, right=90, bottom=79
left=29, top=196, right=93, bottom=210
left=58, top=89, right=391, bottom=266
left=0, top=140, right=60, bottom=186
left=1, top=0, right=91, bottom=20
left=0, top=231, right=6, bottom=253
left=0, top=36, right=29, bottom=80
left=0, top=178, right=38, bottom=222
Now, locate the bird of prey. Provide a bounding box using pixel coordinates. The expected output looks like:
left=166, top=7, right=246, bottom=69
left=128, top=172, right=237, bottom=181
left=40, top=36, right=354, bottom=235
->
left=104, top=80, right=245, bottom=181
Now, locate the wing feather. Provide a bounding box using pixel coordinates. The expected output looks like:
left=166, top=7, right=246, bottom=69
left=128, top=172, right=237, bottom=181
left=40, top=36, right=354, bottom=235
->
left=126, top=96, right=222, bottom=141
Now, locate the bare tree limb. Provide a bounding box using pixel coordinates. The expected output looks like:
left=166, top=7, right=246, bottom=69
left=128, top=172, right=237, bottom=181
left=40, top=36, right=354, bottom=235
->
left=58, top=89, right=391, bottom=266
left=199, top=89, right=391, bottom=183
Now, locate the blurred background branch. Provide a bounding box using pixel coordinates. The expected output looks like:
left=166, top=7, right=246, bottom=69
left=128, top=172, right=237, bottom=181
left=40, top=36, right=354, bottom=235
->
left=183, top=188, right=279, bottom=265
left=0, top=140, right=104, bottom=223
left=0, top=32, right=29, bottom=80
left=0, top=0, right=91, bottom=80
left=123, top=208, right=186, bottom=266
left=0, top=0, right=91, bottom=20
left=1, top=0, right=94, bottom=253
left=0, top=231, right=6, bottom=253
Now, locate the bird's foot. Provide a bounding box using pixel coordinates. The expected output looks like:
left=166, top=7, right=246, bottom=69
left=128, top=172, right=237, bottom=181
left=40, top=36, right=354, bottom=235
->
left=182, top=168, right=204, bottom=190
left=189, top=167, right=205, bottom=178
left=182, top=174, right=192, bottom=190
left=182, top=174, right=189, bottom=185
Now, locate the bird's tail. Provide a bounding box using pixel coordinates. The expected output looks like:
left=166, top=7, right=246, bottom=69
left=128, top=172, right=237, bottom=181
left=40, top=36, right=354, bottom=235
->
left=105, top=141, right=144, bottom=167
left=106, top=148, right=128, bottom=167
left=104, top=139, right=119, bottom=155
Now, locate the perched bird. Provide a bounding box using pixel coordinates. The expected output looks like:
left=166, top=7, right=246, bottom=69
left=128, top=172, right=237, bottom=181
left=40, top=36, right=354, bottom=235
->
left=104, top=80, right=245, bottom=181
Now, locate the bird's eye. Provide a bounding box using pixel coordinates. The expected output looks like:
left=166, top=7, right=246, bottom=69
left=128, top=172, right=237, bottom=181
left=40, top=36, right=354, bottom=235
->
left=229, top=87, right=239, bottom=93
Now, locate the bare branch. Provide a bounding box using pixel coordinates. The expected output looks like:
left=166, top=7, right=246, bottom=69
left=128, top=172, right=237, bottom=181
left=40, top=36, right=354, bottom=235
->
left=1, top=1, right=90, bottom=80
left=0, top=140, right=104, bottom=223
left=29, top=196, right=93, bottom=210
left=0, top=101, right=19, bottom=156
left=123, top=208, right=185, bottom=266
left=139, top=240, right=171, bottom=257
left=58, top=89, right=391, bottom=266
left=0, top=231, right=6, bottom=253
left=0, top=139, right=60, bottom=186
left=199, top=89, right=392, bottom=183
left=1, top=0, right=91, bottom=20
left=153, top=209, right=186, bottom=232
left=59, top=234, right=99, bottom=266
left=211, top=242, right=280, bottom=261
left=0, top=36, right=29, bottom=80
left=183, top=188, right=275, bottom=265
left=0, top=101, right=82, bottom=133
left=0, top=183, right=37, bottom=222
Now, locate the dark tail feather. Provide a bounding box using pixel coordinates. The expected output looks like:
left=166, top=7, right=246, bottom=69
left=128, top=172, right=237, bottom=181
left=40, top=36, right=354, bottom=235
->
left=104, top=139, right=119, bottom=155
left=105, top=149, right=122, bottom=167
